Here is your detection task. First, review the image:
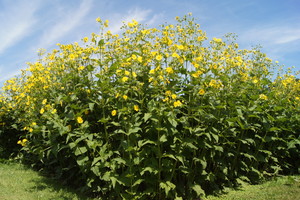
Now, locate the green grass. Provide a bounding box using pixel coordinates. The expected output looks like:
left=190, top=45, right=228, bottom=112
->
left=1, top=159, right=300, bottom=200
left=205, top=175, right=300, bottom=200
left=0, top=160, right=90, bottom=200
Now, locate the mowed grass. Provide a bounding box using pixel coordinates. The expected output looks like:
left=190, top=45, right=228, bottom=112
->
left=205, top=175, right=300, bottom=200
left=0, top=159, right=300, bottom=200
left=0, top=160, right=90, bottom=200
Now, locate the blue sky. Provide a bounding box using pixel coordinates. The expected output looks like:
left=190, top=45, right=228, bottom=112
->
left=1, top=0, right=300, bottom=84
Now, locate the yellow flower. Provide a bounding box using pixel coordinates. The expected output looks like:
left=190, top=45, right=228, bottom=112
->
left=134, top=105, right=139, bottom=112
left=132, top=72, right=137, bottom=78
left=96, top=17, right=101, bottom=22
left=104, top=20, right=109, bottom=27
left=42, top=99, right=47, bottom=105
left=177, top=44, right=184, bottom=50
left=124, top=70, right=130, bottom=76
left=51, top=109, right=57, bottom=114
left=131, top=54, right=137, bottom=60
left=171, top=94, right=177, bottom=99
left=111, top=110, right=117, bottom=116
left=166, top=67, right=174, bottom=74
left=156, top=54, right=163, bottom=61
left=40, top=108, right=45, bottom=114
left=213, top=38, right=222, bottom=43
left=78, top=66, right=85, bottom=71
left=31, top=122, right=37, bottom=126
left=137, top=56, right=143, bottom=63
left=163, top=97, right=169, bottom=102
left=83, top=37, right=88, bottom=43
left=17, top=139, right=28, bottom=147
left=165, top=90, right=172, bottom=96
left=123, top=95, right=128, bottom=100
left=69, top=54, right=76, bottom=60
left=259, top=94, right=268, bottom=100
left=149, top=69, right=155, bottom=74
left=198, top=89, right=205, bottom=95
left=252, top=79, right=259, bottom=84
left=122, top=77, right=129, bottom=82
left=172, top=52, right=180, bottom=58
left=173, top=100, right=182, bottom=108
left=77, top=116, right=84, bottom=124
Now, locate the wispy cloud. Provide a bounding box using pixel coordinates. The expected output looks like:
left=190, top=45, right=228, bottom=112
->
left=241, top=26, right=300, bottom=45
left=36, top=0, right=93, bottom=49
left=107, top=7, right=152, bottom=33
left=0, top=0, right=40, bottom=54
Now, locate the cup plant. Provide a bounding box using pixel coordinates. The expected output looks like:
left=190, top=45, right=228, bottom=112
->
left=0, top=14, right=299, bottom=199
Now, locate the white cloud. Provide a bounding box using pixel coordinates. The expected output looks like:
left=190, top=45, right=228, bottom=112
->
left=36, top=0, right=93, bottom=49
left=0, top=0, right=40, bottom=54
left=240, top=25, right=300, bottom=46
left=107, top=7, right=155, bottom=33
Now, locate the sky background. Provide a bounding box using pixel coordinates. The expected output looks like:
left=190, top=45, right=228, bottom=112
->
left=0, top=0, right=300, bottom=85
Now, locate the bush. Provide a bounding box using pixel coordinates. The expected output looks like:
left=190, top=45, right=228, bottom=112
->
left=1, top=14, right=300, bottom=199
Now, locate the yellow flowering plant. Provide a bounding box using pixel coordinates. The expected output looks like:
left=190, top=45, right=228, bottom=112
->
left=0, top=14, right=300, bottom=200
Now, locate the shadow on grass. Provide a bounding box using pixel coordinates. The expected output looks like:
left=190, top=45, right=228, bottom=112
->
left=27, top=174, right=93, bottom=200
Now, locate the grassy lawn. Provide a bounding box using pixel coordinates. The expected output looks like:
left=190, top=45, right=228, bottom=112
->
left=0, top=160, right=90, bottom=200
left=205, top=175, right=300, bottom=200
left=0, top=159, right=299, bottom=200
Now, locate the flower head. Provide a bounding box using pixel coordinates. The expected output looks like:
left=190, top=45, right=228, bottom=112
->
left=111, top=110, right=117, bottom=116
left=173, top=100, right=182, bottom=107
left=134, top=105, right=139, bottom=112
left=166, top=67, right=174, bottom=74
left=17, top=139, right=28, bottom=147
left=259, top=94, right=268, bottom=100
left=122, top=77, right=129, bottom=82
left=198, top=89, right=205, bottom=95
left=77, top=116, right=84, bottom=124
left=156, top=54, right=163, bottom=61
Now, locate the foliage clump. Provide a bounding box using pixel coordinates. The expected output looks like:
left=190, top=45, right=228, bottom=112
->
left=0, top=14, right=300, bottom=199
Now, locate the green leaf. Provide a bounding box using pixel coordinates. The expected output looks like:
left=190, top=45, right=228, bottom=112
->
left=159, top=134, right=168, bottom=143
left=75, top=146, right=88, bottom=156
left=137, top=139, right=156, bottom=148
left=113, top=157, right=126, bottom=165
left=192, top=184, right=205, bottom=197
left=88, top=103, right=95, bottom=111
left=160, top=181, right=176, bottom=196
left=98, top=39, right=104, bottom=46
left=76, top=155, right=89, bottom=166
left=132, top=179, right=144, bottom=187
left=143, top=113, right=152, bottom=122
left=128, top=127, right=141, bottom=135
left=162, top=153, right=176, bottom=161
left=168, top=117, right=178, bottom=127
left=68, top=142, right=76, bottom=149
left=140, top=167, right=158, bottom=175
left=92, top=157, right=102, bottom=166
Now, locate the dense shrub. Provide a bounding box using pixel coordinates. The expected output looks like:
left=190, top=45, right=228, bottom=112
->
left=1, top=14, right=300, bottom=199
left=0, top=97, right=23, bottom=158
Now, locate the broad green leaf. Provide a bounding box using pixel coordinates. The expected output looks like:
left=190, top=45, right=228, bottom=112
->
left=132, top=179, right=144, bottom=187
left=160, top=181, right=176, bottom=196
left=88, top=103, right=95, bottom=111
left=75, top=146, right=88, bottom=156
left=76, top=155, right=89, bottom=166
left=192, top=184, right=205, bottom=197
left=159, top=134, right=168, bottom=143
left=143, top=113, right=152, bottom=122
